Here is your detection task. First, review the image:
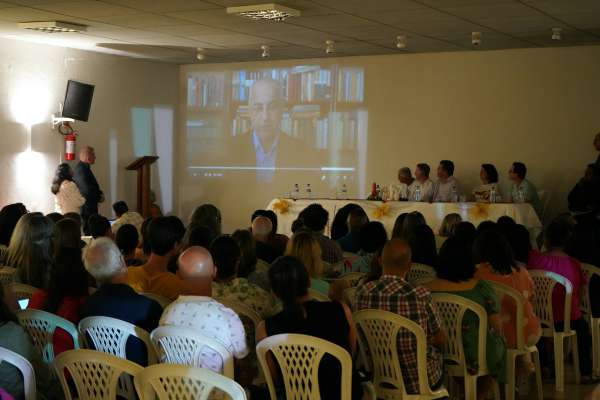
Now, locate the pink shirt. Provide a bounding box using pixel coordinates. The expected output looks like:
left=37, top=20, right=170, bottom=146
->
left=527, top=251, right=584, bottom=322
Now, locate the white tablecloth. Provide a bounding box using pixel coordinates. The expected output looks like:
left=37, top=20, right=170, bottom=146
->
left=267, top=199, right=542, bottom=241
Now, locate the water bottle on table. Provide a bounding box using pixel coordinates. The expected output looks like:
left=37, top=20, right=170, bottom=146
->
left=414, top=186, right=421, bottom=202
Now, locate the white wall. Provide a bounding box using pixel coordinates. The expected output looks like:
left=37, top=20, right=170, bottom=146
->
left=0, top=37, right=179, bottom=217
left=180, top=46, right=600, bottom=232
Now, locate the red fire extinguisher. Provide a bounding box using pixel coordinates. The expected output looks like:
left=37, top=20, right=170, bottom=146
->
left=65, top=133, right=77, bottom=160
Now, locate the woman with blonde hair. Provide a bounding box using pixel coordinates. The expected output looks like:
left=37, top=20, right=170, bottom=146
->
left=286, top=231, right=329, bottom=295
left=7, top=213, right=54, bottom=289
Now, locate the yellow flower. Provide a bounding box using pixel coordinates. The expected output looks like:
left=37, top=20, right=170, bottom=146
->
left=373, top=203, right=391, bottom=219
left=272, top=199, right=291, bottom=214
left=469, top=203, right=489, bottom=220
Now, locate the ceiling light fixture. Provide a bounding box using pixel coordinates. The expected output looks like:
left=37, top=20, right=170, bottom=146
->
left=396, top=35, right=407, bottom=49
left=471, top=31, right=482, bottom=46
left=261, top=44, right=270, bottom=58
left=325, top=40, right=335, bottom=54
left=227, top=3, right=300, bottom=21
left=196, top=48, right=205, bottom=61
left=552, top=27, right=562, bottom=40
left=18, top=21, right=87, bottom=33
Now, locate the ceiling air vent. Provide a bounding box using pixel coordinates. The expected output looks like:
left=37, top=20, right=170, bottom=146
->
left=18, top=21, right=87, bottom=33
left=226, top=3, right=300, bottom=21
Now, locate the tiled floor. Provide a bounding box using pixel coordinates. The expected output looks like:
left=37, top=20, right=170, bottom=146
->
left=525, top=367, right=597, bottom=399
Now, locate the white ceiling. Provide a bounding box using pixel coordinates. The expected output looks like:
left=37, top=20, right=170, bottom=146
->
left=0, top=0, right=598, bottom=63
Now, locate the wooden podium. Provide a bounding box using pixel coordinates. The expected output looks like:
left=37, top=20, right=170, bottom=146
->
left=126, top=156, right=158, bottom=218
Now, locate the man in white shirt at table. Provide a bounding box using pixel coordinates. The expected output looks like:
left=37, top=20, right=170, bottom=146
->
left=396, top=167, right=415, bottom=200
left=410, top=163, right=434, bottom=201
left=432, top=160, right=462, bottom=202
left=160, top=246, right=248, bottom=373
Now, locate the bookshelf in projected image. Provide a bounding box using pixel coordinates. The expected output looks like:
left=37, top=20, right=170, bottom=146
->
left=186, top=65, right=366, bottom=175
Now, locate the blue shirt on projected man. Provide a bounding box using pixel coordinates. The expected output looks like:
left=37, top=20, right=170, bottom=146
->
left=253, top=131, right=279, bottom=182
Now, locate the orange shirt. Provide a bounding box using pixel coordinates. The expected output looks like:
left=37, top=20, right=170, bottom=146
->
left=127, top=266, right=184, bottom=301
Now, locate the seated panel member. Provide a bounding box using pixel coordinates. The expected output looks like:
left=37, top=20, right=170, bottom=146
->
left=432, top=160, right=462, bottom=202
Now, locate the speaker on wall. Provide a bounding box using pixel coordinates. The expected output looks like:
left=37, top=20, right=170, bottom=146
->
left=62, top=80, right=95, bottom=122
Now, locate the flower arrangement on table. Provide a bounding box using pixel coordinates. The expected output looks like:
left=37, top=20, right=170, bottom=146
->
left=469, top=203, right=490, bottom=220
left=272, top=199, right=291, bottom=214
left=373, top=203, right=391, bottom=219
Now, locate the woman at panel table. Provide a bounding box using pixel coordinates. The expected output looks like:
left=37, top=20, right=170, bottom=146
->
left=51, top=163, right=85, bottom=214
left=472, top=163, right=502, bottom=202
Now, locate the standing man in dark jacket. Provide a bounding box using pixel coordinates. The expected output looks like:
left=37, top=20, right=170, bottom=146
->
left=73, top=146, right=104, bottom=234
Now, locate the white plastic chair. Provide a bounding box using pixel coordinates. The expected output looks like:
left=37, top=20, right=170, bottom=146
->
left=0, top=345, right=37, bottom=400
left=134, top=364, right=247, bottom=400
left=308, top=288, right=330, bottom=302
left=406, top=263, right=436, bottom=286
left=17, top=309, right=80, bottom=363
left=54, top=349, right=143, bottom=400
left=343, top=286, right=358, bottom=310
left=256, top=333, right=352, bottom=400
left=150, top=326, right=234, bottom=378
left=432, top=293, right=500, bottom=400
left=0, top=266, right=17, bottom=286
left=529, top=270, right=580, bottom=392
left=217, top=298, right=262, bottom=330
left=354, top=309, right=449, bottom=399
left=581, top=263, right=600, bottom=377
left=8, top=282, right=38, bottom=308
left=487, top=281, right=543, bottom=400
left=140, top=292, right=172, bottom=309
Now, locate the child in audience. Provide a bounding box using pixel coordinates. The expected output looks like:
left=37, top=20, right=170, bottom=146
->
left=256, top=256, right=364, bottom=400
left=426, top=237, right=506, bottom=400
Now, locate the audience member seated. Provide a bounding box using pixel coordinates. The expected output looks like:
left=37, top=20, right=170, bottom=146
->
left=0, top=203, right=27, bottom=263
left=211, top=235, right=279, bottom=319
left=186, top=225, right=213, bottom=249
left=432, top=160, right=462, bottom=202
left=232, top=229, right=269, bottom=291
left=82, top=238, right=162, bottom=366
left=165, top=216, right=186, bottom=274
left=506, top=224, right=531, bottom=266
left=53, top=217, right=85, bottom=250
left=252, top=209, right=288, bottom=256
left=508, top=162, right=542, bottom=217
left=256, top=256, right=364, bottom=400
left=128, top=217, right=207, bottom=301
left=87, top=213, right=112, bottom=239
left=355, top=239, right=445, bottom=395
left=0, top=284, right=61, bottom=400
left=474, top=231, right=541, bottom=358
left=45, top=212, right=63, bottom=224
left=286, top=231, right=329, bottom=295
left=453, top=221, right=477, bottom=245
left=149, top=203, right=163, bottom=218
left=406, top=224, right=437, bottom=266
left=140, top=217, right=153, bottom=258
left=6, top=213, right=53, bottom=289
left=116, top=224, right=144, bottom=266
left=426, top=237, right=506, bottom=399
left=439, top=213, right=462, bottom=238
left=528, top=218, right=595, bottom=382
left=251, top=216, right=279, bottom=263
left=412, top=163, right=434, bottom=202
left=398, top=211, right=427, bottom=239
left=568, top=164, right=600, bottom=219
left=188, top=204, right=222, bottom=243
left=473, top=164, right=502, bottom=202
left=391, top=212, right=408, bottom=238
left=476, top=220, right=498, bottom=235
left=111, top=200, right=144, bottom=235
left=337, top=207, right=368, bottom=254
left=330, top=203, right=363, bottom=241
left=299, top=204, right=343, bottom=264
left=160, top=246, right=248, bottom=373
left=349, top=221, right=388, bottom=273
left=496, top=215, right=517, bottom=237
left=29, top=247, right=89, bottom=355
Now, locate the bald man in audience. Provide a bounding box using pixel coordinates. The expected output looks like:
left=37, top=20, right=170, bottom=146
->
left=160, top=246, right=249, bottom=373
left=355, top=239, right=445, bottom=395
left=252, top=216, right=280, bottom=261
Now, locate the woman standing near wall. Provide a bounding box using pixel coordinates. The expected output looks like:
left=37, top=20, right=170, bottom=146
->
left=51, top=163, right=85, bottom=215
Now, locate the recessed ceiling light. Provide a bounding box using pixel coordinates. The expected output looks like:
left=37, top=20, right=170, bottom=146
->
left=552, top=27, right=562, bottom=40
left=261, top=44, right=270, bottom=58
left=396, top=35, right=407, bottom=49
left=227, top=3, right=300, bottom=21
left=325, top=40, right=335, bottom=54
left=18, top=21, right=87, bottom=33
left=471, top=31, right=482, bottom=46
left=196, top=48, right=205, bottom=61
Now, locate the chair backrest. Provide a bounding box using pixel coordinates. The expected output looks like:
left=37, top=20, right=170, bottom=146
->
left=140, top=292, right=172, bottom=309
left=54, top=349, right=143, bottom=400
left=337, top=272, right=365, bottom=283
left=487, top=281, right=526, bottom=350
left=150, top=326, right=234, bottom=378
left=354, top=309, right=447, bottom=397
left=0, top=345, right=36, bottom=400
left=432, top=293, right=489, bottom=375
left=529, top=270, right=573, bottom=333
left=17, top=309, right=80, bottom=363
left=343, top=286, right=358, bottom=310
left=8, top=283, right=38, bottom=309
left=134, top=364, right=247, bottom=400
left=256, top=333, right=352, bottom=400
left=0, top=266, right=17, bottom=286
left=216, top=298, right=262, bottom=330
left=307, top=288, right=330, bottom=302
left=78, top=316, right=157, bottom=364
left=580, top=263, right=600, bottom=317
left=406, top=263, right=436, bottom=285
